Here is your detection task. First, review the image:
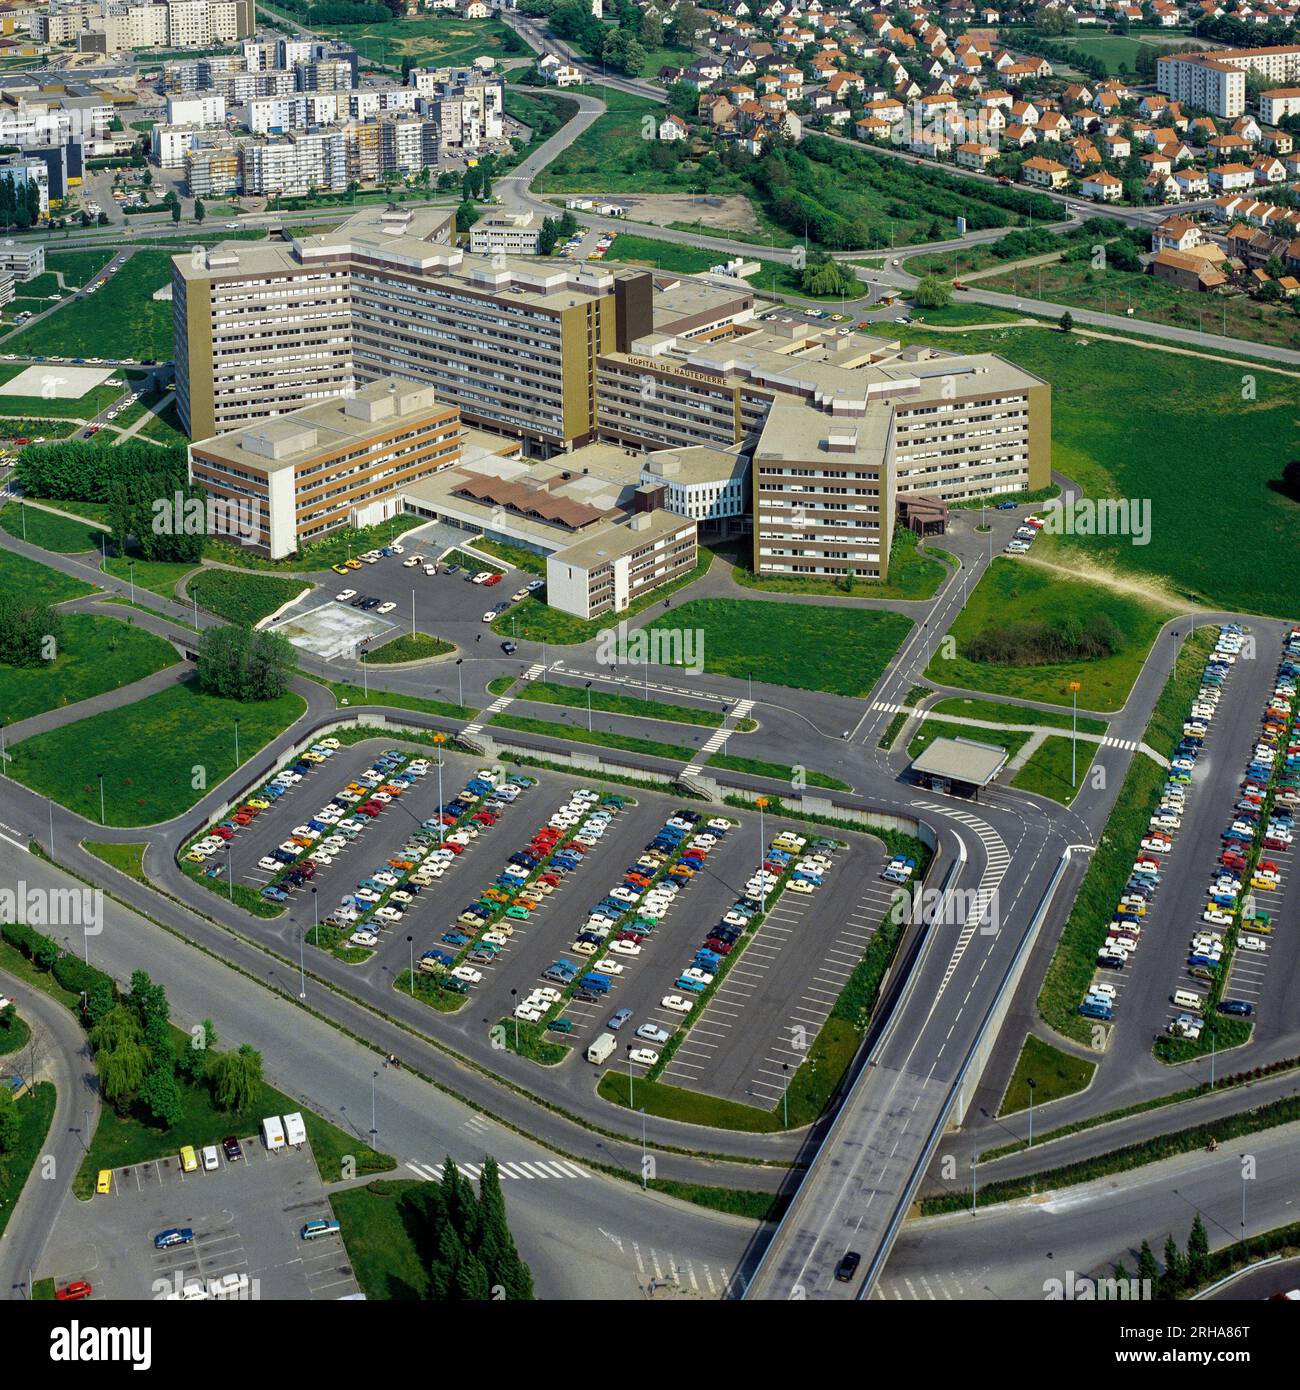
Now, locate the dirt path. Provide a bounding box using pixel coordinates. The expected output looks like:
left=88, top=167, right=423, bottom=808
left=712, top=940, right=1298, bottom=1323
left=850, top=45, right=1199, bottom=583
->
left=1020, top=550, right=1191, bottom=613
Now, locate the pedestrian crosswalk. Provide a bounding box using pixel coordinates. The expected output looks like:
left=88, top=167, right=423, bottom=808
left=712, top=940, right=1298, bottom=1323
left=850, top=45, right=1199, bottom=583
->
left=1101, top=735, right=1139, bottom=751
left=872, top=700, right=917, bottom=714
left=461, top=662, right=547, bottom=738
left=681, top=698, right=754, bottom=779
left=405, top=1157, right=591, bottom=1183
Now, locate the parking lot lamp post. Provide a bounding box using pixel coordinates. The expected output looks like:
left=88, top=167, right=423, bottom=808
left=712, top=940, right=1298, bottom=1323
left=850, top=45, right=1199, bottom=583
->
left=407, top=934, right=414, bottom=997
left=0, top=721, right=5, bottom=774
left=455, top=659, right=463, bottom=710
left=755, top=796, right=767, bottom=871
left=1027, top=1077, right=1036, bottom=1148
left=971, top=1150, right=977, bottom=1212
left=227, top=844, right=233, bottom=899
left=1068, top=681, right=1081, bottom=786
left=19, top=501, right=25, bottom=540
left=128, top=559, right=135, bottom=604
left=747, top=669, right=753, bottom=702
left=361, top=642, right=368, bottom=699
left=97, top=771, right=105, bottom=825
left=640, top=1108, right=647, bottom=1191
left=370, top=1070, right=379, bottom=1147
left=628, top=1051, right=635, bottom=1109
left=192, top=589, right=198, bottom=628
left=433, top=733, right=445, bottom=844
left=298, top=924, right=306, bottom=1000
left=782, top=1062, right=789, bottom=1127
left=233, top=717, right=240, bottom=768
left=411, top=588, right=416, bottom=638
left=585, top=681, right=593, bottom=733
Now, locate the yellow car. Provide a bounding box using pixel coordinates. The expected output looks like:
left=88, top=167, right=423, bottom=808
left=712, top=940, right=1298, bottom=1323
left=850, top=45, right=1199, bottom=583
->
left=179, top=1145, right=198, bottom=1173
left=96, top=1169, right=112, bottom=1195
left=345, top=558, right=362, bottom=570
left=331, top=563, right=350, bottom=575
left=248, top=798, right=270, bottom=810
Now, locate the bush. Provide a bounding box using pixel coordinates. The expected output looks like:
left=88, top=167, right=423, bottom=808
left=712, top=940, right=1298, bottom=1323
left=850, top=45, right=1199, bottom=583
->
left=52, top=954, right=116, bottom=1000
left=965, top=613, right=1124, bottom=666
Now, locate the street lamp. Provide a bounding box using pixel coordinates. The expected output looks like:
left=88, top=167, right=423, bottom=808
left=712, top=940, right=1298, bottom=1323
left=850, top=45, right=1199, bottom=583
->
left=233, top=716, right=240, bottom=767
left=1068, top=681, right=1081, bottom=789
left=754, top=795, right=768, bottom=872
left=97, top=770, right=105, bottom=825
left=511, top=988, right=519, bottom=1051
left=128, top=558, right=135, bottom=604
left=1026, top=1076, right=1036, bottom=1148
left=370, top=1070, right=379, bottom=1147
left=407, top=934, right=414, bottom=996
left=433, top=732, right=445, bottom=844
left=455, top=658, right=463, bottom=710
left=585, top=680, right=593, bottom=732
left=781, top=1061, right=789, bottom=1127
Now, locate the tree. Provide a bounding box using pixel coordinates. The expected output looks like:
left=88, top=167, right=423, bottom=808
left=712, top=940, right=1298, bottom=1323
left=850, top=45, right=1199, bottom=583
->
left=0, top=592, right=63, bottom=668
left=1137, top=1239, right=1159, bottom=1289
left=1058, top=310, right=1074, bottom=332
left=1161, top=1232, right=1187, bottom=1295
left=140, top=1062, right=184, bottom=1127
left=194, top=197, right=205, bottom=224
left=536, top=215, right=561, bottom=255
left=478, top=1157, right=535, bottom=1298
left=196, top=624, right=293, bottom=702
left=1186, top=1213, right=1210, bottom=1284
left=170, top=201, right=181, bottom=224
left=455, top=199, right=479, bottom=233
left=913, top=275, right=953, bottom=309
left=128, top=970, right=169, bottom=1031
left=208, top=1043, right=263, bottom=1113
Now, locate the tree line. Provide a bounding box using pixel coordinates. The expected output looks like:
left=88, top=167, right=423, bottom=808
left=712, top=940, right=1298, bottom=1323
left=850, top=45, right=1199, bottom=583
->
left=966, top=613, right=1125, bottom=667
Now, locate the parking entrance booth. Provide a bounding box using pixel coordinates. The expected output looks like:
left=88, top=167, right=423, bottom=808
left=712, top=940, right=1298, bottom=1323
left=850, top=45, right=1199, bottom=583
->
left=908, top=736, right=1009, bottom=801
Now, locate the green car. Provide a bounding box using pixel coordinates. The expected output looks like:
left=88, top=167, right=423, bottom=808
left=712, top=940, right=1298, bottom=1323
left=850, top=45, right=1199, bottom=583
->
left=547, top=1017, right=574, bottom=1033
left=505, top=905, right=530, bottom=920
left=440, top=977, right=470, bottom=994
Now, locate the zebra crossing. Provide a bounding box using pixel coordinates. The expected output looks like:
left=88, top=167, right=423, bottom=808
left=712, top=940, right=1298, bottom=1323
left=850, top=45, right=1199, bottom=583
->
left=461, top=662, right=547, bottom=738
left=911, top=800, right=1011, bottom=1001
left=872, top=700, right=918, bottom=715
left=404, top=1156, right=591, bottom=1183
left=1101, top=734, right=1139, bottom=751
left=681, top=698, right=755, bottom=780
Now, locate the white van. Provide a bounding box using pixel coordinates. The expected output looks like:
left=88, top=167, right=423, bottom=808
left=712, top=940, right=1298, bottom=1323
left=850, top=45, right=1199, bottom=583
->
left=586, top=1032, right=617, bottom=1065
left=1172, top=989, right=1204, bottom=1012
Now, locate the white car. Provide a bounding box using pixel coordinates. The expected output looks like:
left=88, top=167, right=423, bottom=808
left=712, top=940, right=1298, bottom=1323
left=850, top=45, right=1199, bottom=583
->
left=526, top=579, right=545, bottom=592
left=482, top=610, right=498, bottom=623
left=1239, top=934, right=1268, bottom=952
left=202, top=1145, right=220, bottom=1172
left=1202, top=909, right=1233, bottom=926
left=514, top=1005, right=543, bottom=1022
left=661, top=994, right=693, bottom=1014
left=593, top=957, right=625, bottom=975
left=403, top=557, right=420, bottom=568
left=376, top=602, right=396, bottom=615
left=471, top=571, right=493, bottom=584
left=511, top=588, right=530, bottom=602
left=787, top=879, right=815, bottom=894
left=609, top=940, right=641, bottom=957
left=451, top=966, right=482, bottom=984
left=628, top=1048, right=659, bottom=1066
left=257, top=856, right=280, bottom=871
left=424, top=565, right=438, bottom=576
left=349, top=931, right=380, bottom=947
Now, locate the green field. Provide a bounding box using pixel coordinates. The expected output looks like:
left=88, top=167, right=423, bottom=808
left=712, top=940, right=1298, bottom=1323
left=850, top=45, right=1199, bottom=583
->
left=0, top=613, right=176, bottom=723
left=646, top=599, right=913, bottom=698
left=318, top=14, right=520, bottom=68
left=8, top=677, right=306, bottom=825
left=981, top=259, right=1300, bottom=353
left=512, top=678, right=726, bottom=728
left=1012, top=734, right=1098, bottom=804
left=13, top=250, right=178, bottom=361
left=0, top=1084, right=55, bottom=1243
left=83, top=839, right=149, bottom=882
left=0, top=502, right=104, bottom=552
left=924, top=558, right=1168, bottom=711
left=1059, top=32, right=1193, bottom=74
left=999, top=1034, right=1097, bottom=1115
left=0, top=547, right=95, bottom=604
left=8, top=249, right=114, bottom=308
left=103, top=554, right=199, bottom=599
left=189, top=568, right=307, bottom=624
left=899, top=322, right=1298, bottom=617
left=607, top=232, right=852, bottom=302
left=929, top=696, right=1108, bottom=735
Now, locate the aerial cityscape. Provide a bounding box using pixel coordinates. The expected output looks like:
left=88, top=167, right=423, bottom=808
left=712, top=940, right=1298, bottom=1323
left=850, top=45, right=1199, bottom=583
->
left=0, top=0, right=1294, bottom=1346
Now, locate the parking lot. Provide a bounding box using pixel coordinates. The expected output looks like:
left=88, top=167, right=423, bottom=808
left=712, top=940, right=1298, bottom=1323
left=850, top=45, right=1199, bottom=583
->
left=40, top=1140, right=358, bottom=1301
left=183, top=735, right=890, bottom=1111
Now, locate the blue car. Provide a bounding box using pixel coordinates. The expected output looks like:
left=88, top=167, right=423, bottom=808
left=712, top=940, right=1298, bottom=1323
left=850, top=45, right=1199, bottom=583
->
left=423, top=950, right=455, bottom=968
left=1078, top=1001, right=1112, bottom=1021
left=674, top=976, right=708, bottom=993
left=441, top=931, right=470, bottom=946
left=261, top=886, right=288, bottom=902
left=154, top=1227, right=194, bottom=1250
left=607, top=1008, right=633, bottom=1030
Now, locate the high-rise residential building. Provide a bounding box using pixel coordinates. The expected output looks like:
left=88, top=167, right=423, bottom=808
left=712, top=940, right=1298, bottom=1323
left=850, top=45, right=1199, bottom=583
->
left=1157, top=45, right=1300, bottom=119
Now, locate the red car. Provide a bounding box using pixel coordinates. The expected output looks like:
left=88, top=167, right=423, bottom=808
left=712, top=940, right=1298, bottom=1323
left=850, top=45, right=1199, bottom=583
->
left=56, top=1281, right=93, bottom=1301
left=539, top=873, right=560, bottom=887
left=704, top=938, right=735, bottom=956
left=212, top=826, right=235, bottom=841
left=443, top=842, right=464, bottom=855
left=483, top=573, right=502, bottom=586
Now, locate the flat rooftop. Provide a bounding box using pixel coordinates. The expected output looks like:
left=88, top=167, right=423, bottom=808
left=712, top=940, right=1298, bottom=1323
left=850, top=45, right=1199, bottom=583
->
left=910, top=736, right=1009, bottom=787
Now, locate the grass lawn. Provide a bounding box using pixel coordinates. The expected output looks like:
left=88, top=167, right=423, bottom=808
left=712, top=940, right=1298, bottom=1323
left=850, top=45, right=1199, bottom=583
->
left=726, top=525, right=952, bottom=601
left=102, top=554, right=199, bottom=599
left=0, top=362, right=123, bottom=421
left=489, top=712, right=694, bottom=764
left=83, top=839, right=149, bottom=883
left=0, top=547, right=95, bottom=604
left=909, top=302, right=1023, bottom=327
left=907, top=718, right=1031, bottom=762
left=981, top=259, right=1300, bottom=353
left=924, top=557, right=1168, bottom=711
left=75, top=1035, right=392, bottom=1197
left=30, top=249, right=116, bottom=294
left=189, top=568, right=306, bottom=624
left=493, top=554, right=711, bottom=644
left=1012, top=734, right=1098, bottom=804
left=645, top=599, right=913, bottom=698
left=8, top=677, right=306, bottom=826
left=0, top=502, right=104, bottom=553
left=320, top=675, right=473, bottom=722
left=1060, top=32, right=1193, bottom=74
left=0, top=1083, right=55, bottom=1243
left=13, top=250, right=178, bottom=361
left=472, top=537, right=545, bottom=575
left=140, top=398, right=188, bottom=446
left=361, top=631, right=454, bottom=663
left=607, top=231, right=845, bottom=301
left=897, top=321, right=1298, bottom=618
left=706, top=752, right=851, bottom=791
left=0, top=613, right=176, bottom=723
left=998, top=1034, right=1097, bottom=1116
left=0, top=1009, right=30, bottom=1056
left=330, top=1179, right=442, bottom=1299
left=929, top=695, right=1108, bottom=735
left=513, top=678, right=726, bottom=728
left=599, top=1071, right=783, bottom=1132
